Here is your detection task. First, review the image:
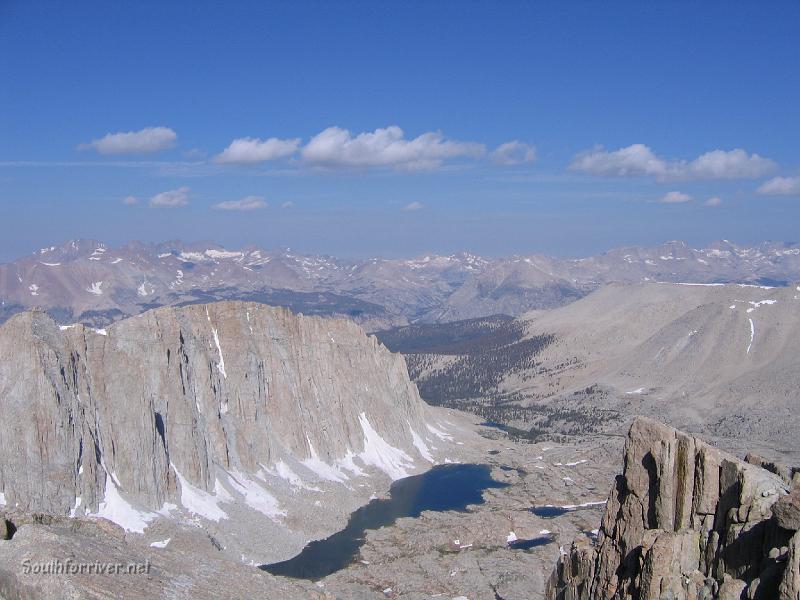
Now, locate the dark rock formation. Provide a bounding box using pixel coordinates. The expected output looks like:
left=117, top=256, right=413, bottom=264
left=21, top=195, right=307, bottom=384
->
left=546, top=417, right=800, bottom=600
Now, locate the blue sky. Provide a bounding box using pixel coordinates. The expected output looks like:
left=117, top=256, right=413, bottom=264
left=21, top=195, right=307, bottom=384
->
left=1, top=1, right=798, bottom=262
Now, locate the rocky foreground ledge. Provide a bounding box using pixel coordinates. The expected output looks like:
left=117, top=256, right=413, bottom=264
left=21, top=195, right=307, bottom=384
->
left=547, top=417, right=800, bottom=600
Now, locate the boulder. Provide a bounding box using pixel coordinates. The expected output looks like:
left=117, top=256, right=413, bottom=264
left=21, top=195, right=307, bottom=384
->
left=774, top=488, right=800, bottom=532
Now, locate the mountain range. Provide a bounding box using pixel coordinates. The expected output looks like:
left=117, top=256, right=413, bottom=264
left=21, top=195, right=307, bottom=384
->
left=2, top=238, right=799, bottom=330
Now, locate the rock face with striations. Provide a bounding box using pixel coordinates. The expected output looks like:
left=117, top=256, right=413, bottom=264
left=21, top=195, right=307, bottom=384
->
left=546, top=417, right=800, bottom=600
left=0, top=301, right=452, bottom=564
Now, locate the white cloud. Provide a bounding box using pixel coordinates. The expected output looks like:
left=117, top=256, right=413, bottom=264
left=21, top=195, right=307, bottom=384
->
left=213, top=137, right=301, bottom=164
left=121, top=195, right=138, bottom=206
left=403, top=201, right=425, bottom=211
left=490, top=141, right=537, bottom=165
left=79, top=127, right=177, bottom=155
left=660, top=191, right=692, bottom=204
left=280, top=201, right=294, bottom=209
left=212, top=196, right=267, bottom=211
left=301, top=125, right=485, bottom=171
left=687, top=149, right=775, bottom=179
left=757, top=176, right=800, bottom=196
left=570, top=144, right=776, bottom=181
left=149, top=186, right=190, bottom=208
left=704, top=196, right=723, bottom=207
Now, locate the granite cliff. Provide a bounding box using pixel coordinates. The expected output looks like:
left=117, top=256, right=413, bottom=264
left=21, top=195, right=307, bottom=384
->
left=0, top=301, right=456, bottom=564
left=547, top=417, right=800, bottom=600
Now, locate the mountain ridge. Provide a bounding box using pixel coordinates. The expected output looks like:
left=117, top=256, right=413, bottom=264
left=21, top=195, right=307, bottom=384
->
left=2, top=238, right=799, bottom=331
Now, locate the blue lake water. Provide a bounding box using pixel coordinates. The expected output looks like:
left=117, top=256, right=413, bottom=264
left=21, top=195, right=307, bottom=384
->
left=261, top=463, right=508, bottom=580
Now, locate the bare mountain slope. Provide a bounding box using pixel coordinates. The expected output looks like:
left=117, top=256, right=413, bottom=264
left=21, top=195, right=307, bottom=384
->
left=385, top=282, right=800, bottom=459
left=518, top=283, right=800, bottom=447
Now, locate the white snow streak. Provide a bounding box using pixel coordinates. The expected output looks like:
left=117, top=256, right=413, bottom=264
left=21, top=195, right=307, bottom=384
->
left=211, top=328, right=227, bottom=378
left=173, top=467, right=231, bottom=522
left=302, top=439, right=349, bottom=482
left=94, top=472, right=157, bottom=533
left=625, top=387, right=648, bottom=395
left=150, top=538, right=171, bottom=548
left=426, top=422, right=453, bottom=441
left=226, top=470, right=284, bottom=520
left=747, top=318, right=755, bottom=354
left=358, top=412, right=413, bottom=480
left=410, top=426, right=434, bottom=462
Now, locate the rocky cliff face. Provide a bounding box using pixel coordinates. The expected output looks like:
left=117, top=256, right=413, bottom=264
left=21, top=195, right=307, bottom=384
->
left=0, top=301, right=454, bottom=563
left=546, top=417, right=800, bottom=600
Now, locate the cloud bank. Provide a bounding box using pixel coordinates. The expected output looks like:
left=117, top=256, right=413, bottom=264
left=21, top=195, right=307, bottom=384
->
left=149, top=186, right=190, bottom=207
left=212, top=196, right=267, bottom=211
left=301, top=126, right=485, bottom=171
left=659, top=191, right=692, bottom=204
left=213, top=137, right=301, bottom=164
left=757, top=176, right=800, bottom=196
left=79, top=127, right=177, bottom=155
left=570, top=144, right=776, bottom=181
left=490, top=141, right=537, bottom=165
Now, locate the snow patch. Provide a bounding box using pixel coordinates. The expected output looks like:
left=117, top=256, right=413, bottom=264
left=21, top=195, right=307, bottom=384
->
left=560, top=500, right=607, bottom=510
left=40, top=262, right=61, bottom=266
left=137, top=281, right=154, bottom=297
left=410, top=426, right=434, bottom=462
left=173, top=467, right=231, bottom=522
left=747, top=318, right=755, bottom=355
left=69, top=496, right=82, bottom=517
left=211, top=328, right=227, bottom=378
left=150, top=538, right=171, bottom=548
left=269, top=460, right=320, bottom=491
left=506, top=531, right=518, bottom=543
left=302, top=439, right=349, bottom=482
left=93, top=472, right=157, bottom=533
left=178, top=252, right=207, bottom=263
left=205, top=249, right=243, bottom=260
left=426, top=422, right=453, bottom=441
left=358, top=413, right=414, bottom=480
left=746, top=299, right=776, bottom=313
left=86, top=281, right=104, bottom=295
left=226, top=470, right=285, bottom=520
left=28, top=284, right=39, bottom=296
left=625, top=387, right=648, bottom=395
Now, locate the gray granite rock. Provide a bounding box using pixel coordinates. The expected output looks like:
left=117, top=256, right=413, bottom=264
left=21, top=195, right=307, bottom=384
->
left=547, top=417, right=795, bottom=600
left=774, top=488, right=800, bottom=532
left=0, top=302, right=453, bottom=566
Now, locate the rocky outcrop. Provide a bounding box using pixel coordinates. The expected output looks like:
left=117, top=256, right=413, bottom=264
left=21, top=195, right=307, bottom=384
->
left=546, top=417, right=800, bottom=600
left=0, top=302, right=452, bottom=563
